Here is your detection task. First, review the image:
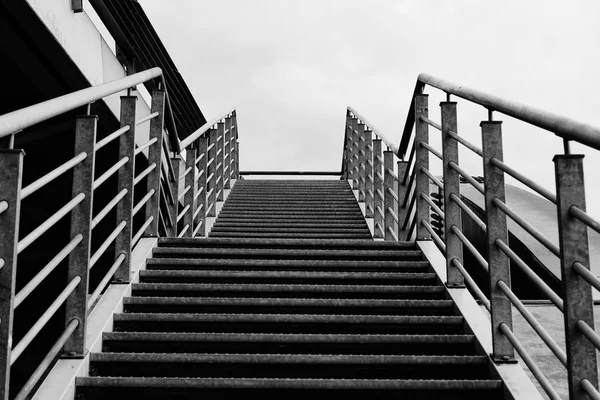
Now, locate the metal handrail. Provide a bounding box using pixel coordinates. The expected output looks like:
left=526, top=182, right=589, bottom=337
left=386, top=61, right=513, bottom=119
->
left=347, top=106, right=399, bottom=155
left=0, top=68, right=162, bottom=138
left=179, top=107, right=235, bottom=150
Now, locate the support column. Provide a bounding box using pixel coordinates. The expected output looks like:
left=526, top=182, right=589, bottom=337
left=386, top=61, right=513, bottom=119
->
left=396, top=160, right=409, bottom=240
left=195, top=137, right=208, bottom=237
left=383, top=151, right=396, bottom=240
left=415, top=94, right=430, bottom=240
left=207, top=128, right=217, bottom=217
left=224, top=117, right=232, bottom=189
left=554, top=155, right=598, bottom=400
left=144, top=90, right=165, bottom=237
left=182, top=147, right=197, bottom=237
left=364, top=129, right=374, bottom=218
left=357, top=122, right=366, bottom=202
left=372, top=138, right=384, bottom=239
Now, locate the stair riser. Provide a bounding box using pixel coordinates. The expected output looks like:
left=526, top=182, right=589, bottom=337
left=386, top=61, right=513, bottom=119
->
left=145, top=263, right=430, bottom=273
left=137, top=276, right=437, bottom=286
left=151, top=249, right=424, bottom=261
left=209, top=233, right=373, bottom=239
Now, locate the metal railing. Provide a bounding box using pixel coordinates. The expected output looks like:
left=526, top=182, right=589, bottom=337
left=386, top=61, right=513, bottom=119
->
left=0, top=68, right=239, bottom=399
left=344, top=73, right=600, bottom=399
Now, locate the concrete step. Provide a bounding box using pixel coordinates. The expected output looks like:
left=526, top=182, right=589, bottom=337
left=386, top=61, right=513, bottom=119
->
left=101, top=332, right=479, bottom=356
left=208, top=232, right=373, bottom=239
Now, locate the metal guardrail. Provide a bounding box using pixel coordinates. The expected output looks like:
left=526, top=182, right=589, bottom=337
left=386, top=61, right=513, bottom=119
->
left=345, top=71, right=600, bottom=398
left=0, top=68, right=240, bottom=400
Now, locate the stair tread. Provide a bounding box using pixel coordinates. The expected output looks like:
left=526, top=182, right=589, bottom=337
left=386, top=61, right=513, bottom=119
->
left=132, top=283, right=445, bottom=292
left=158, top=238, right=414, bottom=248
left=152, top=248, right=422, bottom=258
left=139, top=270, right=436, bottom=279
left=124, top=297, right=452, bottom=307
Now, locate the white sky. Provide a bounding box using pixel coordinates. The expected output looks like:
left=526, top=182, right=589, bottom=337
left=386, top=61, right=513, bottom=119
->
left=141, top=0, right=600, bottom=214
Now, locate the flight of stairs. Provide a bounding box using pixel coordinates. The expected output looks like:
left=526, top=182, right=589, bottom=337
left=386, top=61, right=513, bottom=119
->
left=75, top=180, right=504, bottom=399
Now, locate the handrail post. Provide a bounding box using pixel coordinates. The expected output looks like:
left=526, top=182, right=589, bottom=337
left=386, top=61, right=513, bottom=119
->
left=195, top=137, right=208, bottom=237
left=232, top=111, right=239, bottom=180
left=349, top=117, right=358, bottom=189
left=207, top=128, right=217, bottom=217
left=0, top=150, right=24, bottom=400
left=113, top=96, right=137, bottom=282
left=414, top=94, right=430, bottom=240
left=224, top=117, right=232, bottom=190
left=216, top=122, right=225, bottom=201
left=554, top=154, right=598, bottom=399
left=343, top=111, right=351, bottom=180
left=441, top=102, right=464, bottom=287
left=383, top=151, right=396, bottom=240
left=357, top=121, right=366, bottom=202
left=372, top=138, right=384, bottom=239
left=353, top=121, right=363, bottom=191
left=396, top=160, right=409, bottom=240
left=481, top=120, right=514, bottom=362
left=182, top=147, right=196, bottom=237
left=144, top=89, right=165, bottom=237
left=364, top=129, right=374, bottom=218
left=170, top=156, right=181, bottom=236
left=63, top=114, right=97, bottom=356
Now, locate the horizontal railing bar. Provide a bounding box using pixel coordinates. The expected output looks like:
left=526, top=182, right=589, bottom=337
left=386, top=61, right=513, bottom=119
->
left=386, top=168, right=399, bottom=182
left=0, top=67, right=163, bottom=138
left=387, top=226, right=399, bottom=241
left=375, top=222, right=385, bottom=237
left=95, top=126, right=130, bottom=151
left=207, top=143, right=215, bottom=153
left=132, top=189, right=155, bottom=217
left=223, top=165, right=229, bottom=173
left=134, top=137, right=158, bottom=156
left=420, top=167, right=443, bottom=189
left=402, top=142, right=416, bottom=184
left=577, top=320, right=600, bottom=353
left=448, top=161, right=484, bottom=194
left=402, top=172, right=415, bottom=208
left=493, top=198, right=560, bottom=257
left=193, top=202, right=204, bottom=220
left=387, top=207, right=399, bottom=224
left=205, top=203, right=214, bottom=215
left=0, top=201, right=7, bottom=215
left=495, top=239, right=563, bottom=310
left=421, top=193, right=444, bottom=219
left=418, top=72, right=600, bottom=151
left=499, top=323, right=561, bottom=400
left=17, top=193, right=85, bottom=254
left=13, top=318, right=79, bottom=400
left=179, top=166, right=193, bottom=181
left=451, top=225, right=489, bottom=273
left=133, top=163, right=157, bottom=186
left=15, top=235, right=83, bottom=308
left=194, top=186, right=204, bottom=203
left=196, top=168, right=205, bottom=180
left=386, top=187, right=399, bottom=203
left=216, top=189, right=222, bottom=199
left=216, top=175, right=222, bottom=183
left=87, top=254, right=126, bottom=311
left=21, top=152, right=88, bottom=200
left=491, top=158, right=556, bottom=203
left=376, top=189, right=385, bottom=202
left=93, top=156, right=129, bottom=190
left=91, top=189, right=127, bottom=230
left=177, top=204, right=190, bottom=222
left=195, top=153, right=205, bottom=165
left=449, top=193, right=486, bottom=231
left=376, top=205, right=385, bottom=220
left=206, top=159, right=214, bottom=169
left=178, top=224, right=190, bottom=238
left=498, top=280, right=567, bottom=366
left=347, top=106, right=399, bottom=154
left=132, top=216, right=154, bottom=247
left=375, top=155, right=384, bottom=165
left=422, top=220, right=446, bottom=254
left=206, top=188, right=214, bottom=199
left=419, top=116, right=442, bottom=131
left=179, top=107, right=236, bottom=150
left=573, top=261, right=600, bottom=292
left=11, top=276, right=81, bottom=365
left=216, top=149, right=222, bottom=157
left=581, top=379, right=600, bottom=400
left=420, top=142, right=442, bottom=160
left=452, top=258, right=490, bottom=311
left=192, top=220, right=204, bottom=237
left=376, top=171, right=384, bottom=183
left=570, top=206, right=600, bottom=235
left=90, top=221, right=126, bottom=268
left=402, top=190, right=416, bottom=231
left=135, top=111, right=159, bottom=126
left=178, top=185, right=191, bottom=201
left=447, top=130, right=483, bottom=157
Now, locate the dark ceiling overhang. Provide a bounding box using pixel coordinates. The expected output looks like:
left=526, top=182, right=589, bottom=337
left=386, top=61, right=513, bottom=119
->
left=90, top=0, right=207, bottom=141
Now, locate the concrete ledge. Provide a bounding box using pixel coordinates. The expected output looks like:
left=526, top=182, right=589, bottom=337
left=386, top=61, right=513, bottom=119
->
left=33, top=238, right=157, bottom=400
left=418, top=240, right=543, bottom=400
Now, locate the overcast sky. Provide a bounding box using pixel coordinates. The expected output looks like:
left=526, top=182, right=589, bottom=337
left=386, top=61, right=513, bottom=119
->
left=141, top=0, right=600, bottom=214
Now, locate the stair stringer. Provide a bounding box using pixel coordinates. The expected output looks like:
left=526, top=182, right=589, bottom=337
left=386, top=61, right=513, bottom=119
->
left=418, top=240, right=543, bottom=400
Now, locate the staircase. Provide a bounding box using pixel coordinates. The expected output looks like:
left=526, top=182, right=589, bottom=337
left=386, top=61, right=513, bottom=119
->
left=75, top=180, right=504, bottom=399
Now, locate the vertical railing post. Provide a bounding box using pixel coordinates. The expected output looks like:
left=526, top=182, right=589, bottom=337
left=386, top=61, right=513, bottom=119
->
left=0, top=150, right=24, bottom=400
left=343, top=111, right=351, bottom=180
left=144, top=89, right=165, bottom=237
left=383, top=151, right=396, bottom=240
left=170, top=156, right=181, bottom=237
left=195, top=137, right=208, bottom=237
left=353, top=122, right=363, bottom=191
left=224, top=117, right=232, bottom=190
left=481, top=120, right=514, bottom=361
left=372, top=138, right=384, bottom=239
left=182, top=147, right=196, bottom=237
left=232, top=111, right=239, bottom=180
left=207, top=128, right=217, bottom=217
left=357, top=122, right=366, bottom=202
left=216, top=122, right=225, bottom=202
left=364, top=129, right=374, bottom=218
left=63, top=114, right=97, bottom=356
left=441, top=101, right=464, bottom=287
left=414, top=94, right=430, bottom=240
left=554, top=154, right=598, bottom=399
left=348, top=117, right=357, bottom=189
left=396, top=160, right=409, bottom=240
left=113, top=96, right=136, bottom=282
